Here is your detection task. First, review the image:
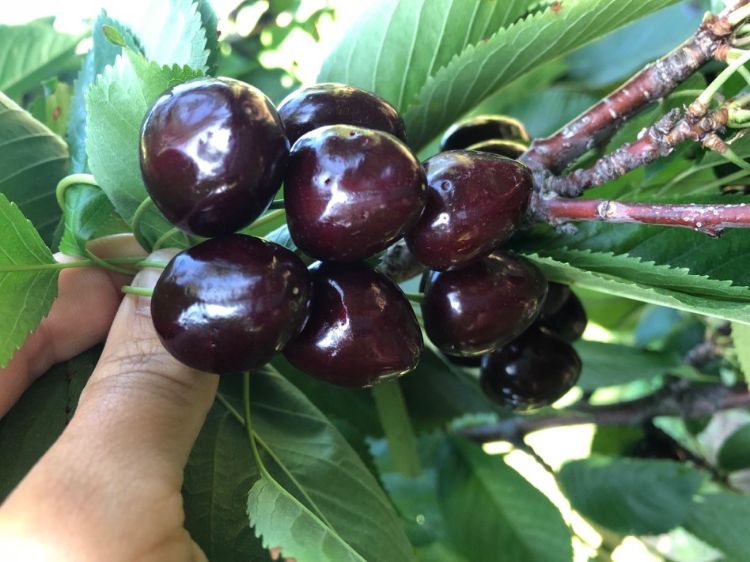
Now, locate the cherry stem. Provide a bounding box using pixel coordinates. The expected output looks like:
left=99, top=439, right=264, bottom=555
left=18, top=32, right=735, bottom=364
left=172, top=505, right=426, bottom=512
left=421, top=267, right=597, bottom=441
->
left=371, top=380, right=422, bottom=477
left=131, top=196, right=155, bottom=251
left=458, top=383, right=750, bottom=443
left=121, top=285, right=154, bottom=297
left=537, top=196, right=750, bottom=237
left=55, top=173, right=99, bottom=209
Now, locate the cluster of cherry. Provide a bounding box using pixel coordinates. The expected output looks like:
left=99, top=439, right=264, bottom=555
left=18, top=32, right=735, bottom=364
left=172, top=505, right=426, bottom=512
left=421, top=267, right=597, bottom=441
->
left=138, top=77, right=584, bottom=409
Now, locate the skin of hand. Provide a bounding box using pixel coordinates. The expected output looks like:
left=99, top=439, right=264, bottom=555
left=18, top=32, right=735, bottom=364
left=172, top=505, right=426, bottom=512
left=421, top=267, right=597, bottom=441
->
left=0, top=235, right=219, bottom=561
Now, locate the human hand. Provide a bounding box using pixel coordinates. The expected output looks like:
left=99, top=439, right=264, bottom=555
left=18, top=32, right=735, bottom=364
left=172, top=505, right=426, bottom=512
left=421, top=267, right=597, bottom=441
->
left=0, top=236, right=219, bottom=561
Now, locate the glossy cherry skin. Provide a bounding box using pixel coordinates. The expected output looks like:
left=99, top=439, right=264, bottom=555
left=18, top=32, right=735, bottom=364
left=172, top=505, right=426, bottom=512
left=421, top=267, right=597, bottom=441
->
left=283, top=262, right=423, bottom=387
left=480, top=327, right=581, bottom=410
left=467, top=139, right=527, bottom=160
left=278, top=83, right=406, bottom=145
left=151, top=235, right=312, bottom=374
left=140, top=77, right=289, bottom=237
left=406, top=151, right=532, bottom=270
left=440, top=115, right=530, bottom=151
left=284, top=125, right=427, bottom=261
left=421, top=252, right=547, bottom=356
left=538, top=291, right=587, bottom=343
left=539, top=282, right=571, bottom=317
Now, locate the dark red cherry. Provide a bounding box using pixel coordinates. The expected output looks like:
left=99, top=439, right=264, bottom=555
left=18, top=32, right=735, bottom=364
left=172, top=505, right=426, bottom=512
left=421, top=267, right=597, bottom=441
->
left=140, top=77, right=288, bottom=237
left=406, top=151, right=533, bottom=270
left=466, top=139, right=527, bottom=160
left=440, top=115, right=530, bottom=151
left=284, top=125, right=426, bottom=261
left=480, top=327, right=581, bottom=410
left=442, top=353, right=482, bottom=368
left=151, top=235, right=311, bottom=374
left=421, top=253, right=547, bottom=356
left=538, top=291, right=587, bottom=343
left=539, top=282, right=572, bottom=317
left=278, top=83, right=406, bottom=145
left=283, top=262, right=423, bottom=387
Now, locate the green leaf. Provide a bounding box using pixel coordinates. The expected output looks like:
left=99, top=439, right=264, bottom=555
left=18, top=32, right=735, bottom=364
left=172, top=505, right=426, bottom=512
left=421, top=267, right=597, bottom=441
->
left=195, top=0, right=220, bottom=72
left=238, top=368, right=415, bottom=562
left=575, top=340, right=692, bottom=390
left=566, top=3, right=703, bottom=88
left=28, top=79, right=71, bottom=138
left=58, top=184, right=118, bottom=256
left=731, top=322, right=750, bottom=383
left=0, top=21, right=82, bottom=100
left=439, top=438, right=572, bottom=562
left=85, top=50, right=202, bottom=246
left=318, top=0, right=533, bottom=113
left=717, top=424, right=750, bottom=472
left=0, top=347, right=97, bottom=500
left=109, top=0, right=209, bottom=70
left=403, top=0, right=680, bottom=149
left=415, top=542, right=468, bottom=562
left=0, top=91, right=69, bottom=244
left=521, top=251, right=750, bottom=325
left=0, top=193, right=59, bottom=367
left=558, top=455, right=705, bottom=535
left=183, top=403, right=267, bottom=561
left=69, top=11, right=143, bottom=173
left=684, top=491, right=750, bottom=560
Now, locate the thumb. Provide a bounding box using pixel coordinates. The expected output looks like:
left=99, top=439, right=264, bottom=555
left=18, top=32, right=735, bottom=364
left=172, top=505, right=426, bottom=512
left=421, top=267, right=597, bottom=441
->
left=62, top=248, right=219, bottom=488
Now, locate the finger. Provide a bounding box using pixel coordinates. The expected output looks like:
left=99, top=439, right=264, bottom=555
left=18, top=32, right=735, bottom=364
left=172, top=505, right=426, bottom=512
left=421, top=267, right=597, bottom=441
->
left=0, top=235, right=146, bottom=417
left=61, top=249, right=219, bottom=487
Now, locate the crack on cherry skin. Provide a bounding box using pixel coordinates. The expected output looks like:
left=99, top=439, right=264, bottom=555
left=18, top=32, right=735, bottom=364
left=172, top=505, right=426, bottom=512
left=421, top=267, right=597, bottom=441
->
left=278, top=82, right=407, bottom=145
left=150, top=234, right=312, bottom=374
left=140, top=77, right=289, bottom=237
left=284, top=125, right=427, bottom=262
left=283, top=262, right=423, bottom=388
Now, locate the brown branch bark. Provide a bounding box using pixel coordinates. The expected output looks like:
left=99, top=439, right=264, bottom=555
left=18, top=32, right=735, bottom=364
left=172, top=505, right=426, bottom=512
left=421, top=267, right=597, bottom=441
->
left=535, top=195, right=750, bottom=236
left=520, top=2, right=745, bottom=176
left=458, top=384, right=750, bottom=443
left=542, top=107, right=730, bottom=197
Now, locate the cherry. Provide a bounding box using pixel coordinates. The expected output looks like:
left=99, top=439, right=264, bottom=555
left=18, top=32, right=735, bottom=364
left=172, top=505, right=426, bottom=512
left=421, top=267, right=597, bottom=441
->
left=405, top=151, right=533, bottom=270
left=283, top=262, right=423, bottom=387
left=151, top=234, right=311, bottom=374
left=539, top=282, right=571, bottom=317
left=442, top=353, right=482, bottom=368
left=440, top=115, right=530, bottom=151
left=421, top=252, right=547, bottom=356
left=284, top=125, right=426, bottom=261
left=278, top=83, right=407, bottom=145
left=480, top=327, right=581, bottom=410
left=140, top=77, right=288, bottom=237
left=466, top=139, right=527, bottom=160
left=538, top=291, right=587, bottom=343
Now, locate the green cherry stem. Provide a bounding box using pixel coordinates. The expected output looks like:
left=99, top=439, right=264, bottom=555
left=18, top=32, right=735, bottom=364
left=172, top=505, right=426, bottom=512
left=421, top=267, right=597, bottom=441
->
left=84, top=248, right=139, bottom=276
left=121, top=285, right=154, bottom=297
left=131, top=196, right=155, bottom=252
left=371, top=380, right=422, bottom=477
left=242, top=372, right=266, bottom=473
left=55, top=173, right=100, bottom=209
left=403, top=292, right=423, bottom=304
left=152, top=226, right=184, bottom=250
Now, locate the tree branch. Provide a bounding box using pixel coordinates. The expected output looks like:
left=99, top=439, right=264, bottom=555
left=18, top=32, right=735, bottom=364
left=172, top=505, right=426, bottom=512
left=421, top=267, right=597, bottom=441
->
left=542, top=106, right=730, bottom=197
left=520, top=1, right=746, bottom=176
left=535, top=195, right=750, bottom=236
left=458, top=383, right=750, bottom=443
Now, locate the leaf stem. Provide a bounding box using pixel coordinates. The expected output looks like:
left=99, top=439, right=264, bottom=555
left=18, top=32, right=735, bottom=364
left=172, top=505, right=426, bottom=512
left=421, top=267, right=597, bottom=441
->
left=0, top=255, right=155, bottom=273
left=371, top=380, right=422, bottom=477
left=55, top=173, right=99, bottom=209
